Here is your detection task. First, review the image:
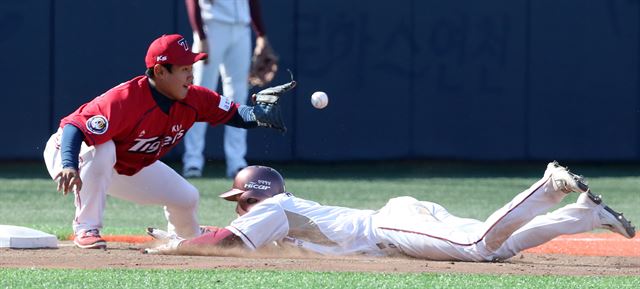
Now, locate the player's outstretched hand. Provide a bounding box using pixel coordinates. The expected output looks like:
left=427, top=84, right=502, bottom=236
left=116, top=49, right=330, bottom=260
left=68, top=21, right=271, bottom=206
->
left=142, top=238, right=183, bottom=255
left=142, top=227, right=184, bottom=254
left=54, top=167, right=82, bottom=195
left=146, top=227, right=174, bottom=240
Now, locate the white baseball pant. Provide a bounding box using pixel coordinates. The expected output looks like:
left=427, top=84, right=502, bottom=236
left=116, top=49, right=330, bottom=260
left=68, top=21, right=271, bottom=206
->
left=43, top=129, right=201, bottom=238
left=183, top=20, right=252, bottom=176
left=372, top=166, right=601, bottom=261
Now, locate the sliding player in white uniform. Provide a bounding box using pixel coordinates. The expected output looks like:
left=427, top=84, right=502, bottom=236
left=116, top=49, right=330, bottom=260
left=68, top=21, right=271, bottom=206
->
left=145, top=163, right=635, bottom=261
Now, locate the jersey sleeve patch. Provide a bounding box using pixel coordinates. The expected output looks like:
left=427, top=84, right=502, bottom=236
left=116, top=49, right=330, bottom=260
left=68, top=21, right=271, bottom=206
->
left=86, top=115, right=109, bottom=135
left=218, top=95, right=232, bottom=112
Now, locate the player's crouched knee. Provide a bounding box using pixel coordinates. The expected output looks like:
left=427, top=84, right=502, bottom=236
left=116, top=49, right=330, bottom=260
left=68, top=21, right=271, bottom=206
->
left=184, top=184, right=200, bottom=208
left=172, top=183, right=200, bottom=209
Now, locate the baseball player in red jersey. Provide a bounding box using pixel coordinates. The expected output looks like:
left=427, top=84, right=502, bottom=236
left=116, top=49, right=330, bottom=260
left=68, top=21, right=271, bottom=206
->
left=43, top=34, right=294, bottom=249
left=144, top=163, right=635, bottom=261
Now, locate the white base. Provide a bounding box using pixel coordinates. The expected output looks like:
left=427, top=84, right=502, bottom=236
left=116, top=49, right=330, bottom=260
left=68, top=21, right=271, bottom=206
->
left=0, top=225, right=58, bottom=248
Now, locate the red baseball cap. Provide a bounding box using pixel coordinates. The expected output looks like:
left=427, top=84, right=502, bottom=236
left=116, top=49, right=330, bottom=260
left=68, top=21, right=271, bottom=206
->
left=145, top=34, right=207, bottom=68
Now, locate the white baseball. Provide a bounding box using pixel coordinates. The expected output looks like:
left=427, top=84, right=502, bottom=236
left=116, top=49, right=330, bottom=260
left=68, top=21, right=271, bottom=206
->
left=311, top=91, right=329, bottom=109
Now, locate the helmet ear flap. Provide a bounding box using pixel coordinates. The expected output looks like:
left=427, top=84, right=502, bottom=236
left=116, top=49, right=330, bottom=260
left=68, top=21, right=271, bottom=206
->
left=222, top=165, right=287, bottom=215
left=236, top=191, right=268, bottom=216
left=246, top=198, right=260, bottom=205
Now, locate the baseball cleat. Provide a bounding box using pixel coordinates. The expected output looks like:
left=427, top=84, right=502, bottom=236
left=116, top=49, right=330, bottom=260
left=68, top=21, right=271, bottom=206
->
left=183, top=167, right=202, bottom=178
left=577, top=192, right=636, bottom=239
left=74, top=229, right=107, bottom=249
left=548, top=161, right=589, bottom=193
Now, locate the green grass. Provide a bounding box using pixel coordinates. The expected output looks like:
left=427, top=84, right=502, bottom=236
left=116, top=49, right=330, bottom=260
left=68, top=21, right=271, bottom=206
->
left=1, top=161, right=638, bottom=238
left=1, top=161, right=639, bottom=287
left=1, top=268, right=639, bottom=289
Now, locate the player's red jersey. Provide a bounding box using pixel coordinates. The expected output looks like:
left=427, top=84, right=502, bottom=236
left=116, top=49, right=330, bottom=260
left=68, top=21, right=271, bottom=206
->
left=60, top=75, right=237, bottom=176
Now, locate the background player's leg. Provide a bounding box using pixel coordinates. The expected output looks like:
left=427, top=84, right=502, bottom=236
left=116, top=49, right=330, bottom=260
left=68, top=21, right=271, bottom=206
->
left=107, top=161, right=200, bottom=238
left=220, top=23, right=251, bottom=178
left=183, top=122, right=207, bottom=177
left=182, top=29, right=224, bottom=177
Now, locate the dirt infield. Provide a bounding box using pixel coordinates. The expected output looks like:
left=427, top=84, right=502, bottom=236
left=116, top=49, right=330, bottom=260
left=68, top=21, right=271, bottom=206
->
left=1, top=233, right=638, bottom=276
left=525, top=233, right=639, bottom=257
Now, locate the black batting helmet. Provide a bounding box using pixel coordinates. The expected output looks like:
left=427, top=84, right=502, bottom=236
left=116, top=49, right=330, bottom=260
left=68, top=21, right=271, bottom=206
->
left=219, top=165, right=286, bottom=216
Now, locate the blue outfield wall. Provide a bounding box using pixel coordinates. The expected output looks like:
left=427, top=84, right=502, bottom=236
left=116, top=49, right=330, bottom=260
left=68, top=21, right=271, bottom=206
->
left=1, top=0, right=638, bottom=161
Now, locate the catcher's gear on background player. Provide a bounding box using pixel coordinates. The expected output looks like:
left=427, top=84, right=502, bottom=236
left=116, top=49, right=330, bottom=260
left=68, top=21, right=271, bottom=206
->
left=249, top=36, right=278, bottom=87
left=251, top=74, right=296, bottom=132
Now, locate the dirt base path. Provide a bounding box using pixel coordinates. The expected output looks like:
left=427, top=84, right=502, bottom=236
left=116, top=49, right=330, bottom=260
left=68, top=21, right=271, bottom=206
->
left=1, top=240, right=639, bottom=276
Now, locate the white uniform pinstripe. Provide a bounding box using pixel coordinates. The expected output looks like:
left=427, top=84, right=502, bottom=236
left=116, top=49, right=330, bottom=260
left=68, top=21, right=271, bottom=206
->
left=225, top=166, right=604, bottom=261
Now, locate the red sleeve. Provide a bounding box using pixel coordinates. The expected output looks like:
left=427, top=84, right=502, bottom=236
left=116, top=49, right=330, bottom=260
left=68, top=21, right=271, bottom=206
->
left=60, top=91, right=128, bottom=146
left=187, top=86, right=238, bottom=125
left=249, top=0, right=266, bottom=37
left=185, top=0, right=206, bottom=39
left=181, top=228, right=241, bottom=247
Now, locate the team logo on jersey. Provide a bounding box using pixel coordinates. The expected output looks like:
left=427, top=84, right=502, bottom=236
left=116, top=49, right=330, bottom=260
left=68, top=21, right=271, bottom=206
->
left=86, top=115, right=108, bottom=135
left=218, top=96, right=232, bottom=111
left=177, top=38, right=189, bottom=51
left=128, top=125, right=185, bottom=154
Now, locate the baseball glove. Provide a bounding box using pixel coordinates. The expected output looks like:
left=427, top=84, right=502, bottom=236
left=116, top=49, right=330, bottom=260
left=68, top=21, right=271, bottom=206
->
left=252, top=73, right=296, bottom=133
left=249, top=37, right=279, bottom=87
left=253, top=72, right=297, bottom=104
